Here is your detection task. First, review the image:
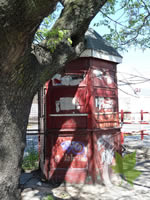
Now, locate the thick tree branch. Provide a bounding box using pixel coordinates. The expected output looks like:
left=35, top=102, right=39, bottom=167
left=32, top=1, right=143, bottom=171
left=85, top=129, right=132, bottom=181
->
left=0, top=0, right=58, bottom=72
left=53, top=0, right=107, bottom=45
left=2, top=0, right=109, bottom=95
left=0, top=0, right=57, bottom=31
left=32, top=0, right=108, bottom=85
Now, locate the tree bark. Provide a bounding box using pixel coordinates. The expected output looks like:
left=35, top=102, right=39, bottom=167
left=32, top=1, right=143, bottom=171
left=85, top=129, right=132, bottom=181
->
left=0, top=0, right=108, bottom=199
left=0, top=75, right=34, bottom=199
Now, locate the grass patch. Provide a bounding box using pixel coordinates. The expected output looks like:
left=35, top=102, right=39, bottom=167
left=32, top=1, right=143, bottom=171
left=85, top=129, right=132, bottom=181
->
left=42, top=195, right=55, bottom=200
left=22, top=143, right=39, bottom=170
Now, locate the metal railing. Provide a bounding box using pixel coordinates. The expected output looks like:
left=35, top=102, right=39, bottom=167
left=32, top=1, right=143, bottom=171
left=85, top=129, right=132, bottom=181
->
left=119, top=110, right=150, bottom=142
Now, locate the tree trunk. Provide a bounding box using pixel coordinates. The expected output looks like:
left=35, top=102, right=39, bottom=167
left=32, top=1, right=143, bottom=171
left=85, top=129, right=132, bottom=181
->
left=0, top=0, right=108, bottom=199
left=0, top=73, right=34, bottom=200
left=0, top=103, right=26, bottom=200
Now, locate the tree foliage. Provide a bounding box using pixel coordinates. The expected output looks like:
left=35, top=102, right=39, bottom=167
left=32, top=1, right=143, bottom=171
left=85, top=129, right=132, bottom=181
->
left=94, top=0, right=150, bottom=50
left=34, top=3, right=63, bottom=43
left=34, top=3, right=73, bottom=53
left=35, top=0, right=150, bottom=51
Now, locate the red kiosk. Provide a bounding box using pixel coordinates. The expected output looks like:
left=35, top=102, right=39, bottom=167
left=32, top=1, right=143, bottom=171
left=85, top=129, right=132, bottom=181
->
left=39, top=29, right=122, bottom=184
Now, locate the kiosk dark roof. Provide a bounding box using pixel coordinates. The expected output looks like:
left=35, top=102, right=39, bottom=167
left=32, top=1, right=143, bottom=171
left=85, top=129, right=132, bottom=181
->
left=80, top=29, right=122, bottom=63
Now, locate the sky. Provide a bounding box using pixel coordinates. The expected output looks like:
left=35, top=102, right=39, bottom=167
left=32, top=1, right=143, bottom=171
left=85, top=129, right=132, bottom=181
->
left=89, top=9, right=150, bottom=100
left=118, top=48, right=150, bottom=74
left=89, top=10, right=150, bottom=112
left=118, top=48, right=150, bottom=97
left=51, top=3, right=150, bottom=102
left=53, top=2, right=150, bottom=85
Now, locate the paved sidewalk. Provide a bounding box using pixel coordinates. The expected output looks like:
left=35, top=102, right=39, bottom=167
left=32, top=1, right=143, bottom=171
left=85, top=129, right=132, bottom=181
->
left=21, top=139, right=150, bottom=200
left=21, top=162, right=150, bottom=199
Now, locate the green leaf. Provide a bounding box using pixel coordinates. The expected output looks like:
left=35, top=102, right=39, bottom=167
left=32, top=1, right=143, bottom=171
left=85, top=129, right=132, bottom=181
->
left=111, top=152, right=123, bottom=174
left=124, top=169, right=141, bottom=185
left=123, top=151, right=136, bottom=171
left=58, top=30, right=64, bottom=39
left=67, top=38, right=72, bottom=45
left=111, top=151, right=141, bottom=186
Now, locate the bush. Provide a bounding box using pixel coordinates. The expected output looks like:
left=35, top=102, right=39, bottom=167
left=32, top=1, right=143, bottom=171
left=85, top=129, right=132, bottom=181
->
left=22, top=142, right=39, bottom=170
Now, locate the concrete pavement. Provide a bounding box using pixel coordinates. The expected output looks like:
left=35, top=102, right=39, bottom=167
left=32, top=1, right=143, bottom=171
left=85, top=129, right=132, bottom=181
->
left=21, top=139, right=150, bottom=200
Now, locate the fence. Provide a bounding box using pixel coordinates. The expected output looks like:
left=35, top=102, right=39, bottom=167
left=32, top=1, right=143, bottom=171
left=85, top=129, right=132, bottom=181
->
left=120, top=110, right=150, bottom=143
left=25, top=109, right=150, bottom=152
